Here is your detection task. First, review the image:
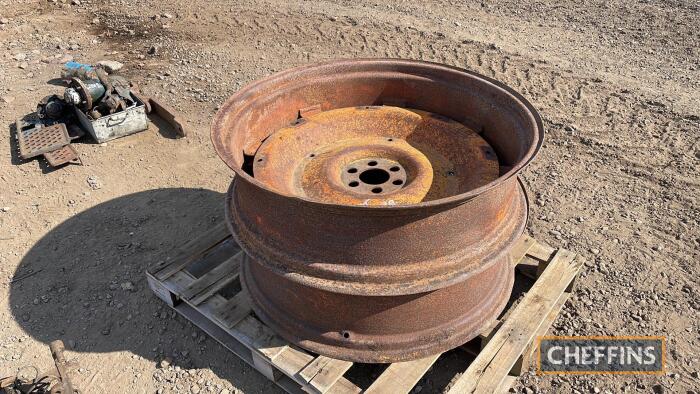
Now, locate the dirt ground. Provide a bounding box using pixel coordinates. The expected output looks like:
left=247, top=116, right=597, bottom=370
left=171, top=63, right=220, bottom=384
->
left=1, top=0, right=698, bottom=393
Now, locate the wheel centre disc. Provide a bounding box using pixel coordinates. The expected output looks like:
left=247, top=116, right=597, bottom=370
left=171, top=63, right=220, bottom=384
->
left=252, top=105, right=500, bottom=206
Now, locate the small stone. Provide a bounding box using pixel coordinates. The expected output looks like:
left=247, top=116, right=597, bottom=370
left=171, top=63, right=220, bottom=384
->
left=13, top=53, right=26, bottom=61
left=524, top=388, right=534, bottom=394
left=120, top=281, right=135, bottom=291
left=159, top=357, right=172, bottom=369
left=219, top=390, right=230, bottom=394
left=71, top=0, right=80, bottom=5
left=92, top=17, right=99, bottom=24
left=101, top=327, right=111, bottom=335
left=1, top=206, right=10, bottom=212
left=0, top=18, right=9, bottom=24
left=148, top=45, right=159, bottom=55
left=593, top=388, right=601, bottom=394
left=96, top=60, right=123, bottom=73
left=86, top=175, right=102, bottom=190
left=162, top=13, right=174, bottom=18
left=18, top=62, right=28, bottom=69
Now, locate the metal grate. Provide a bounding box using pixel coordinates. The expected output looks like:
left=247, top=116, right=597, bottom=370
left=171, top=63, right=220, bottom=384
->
left=44, top=144, right=80, bottom=167
left=16, top=122, right=70, bottom=159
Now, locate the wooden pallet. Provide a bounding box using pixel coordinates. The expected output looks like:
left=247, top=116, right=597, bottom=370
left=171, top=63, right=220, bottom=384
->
left=147, top=222, right=583, bottom=394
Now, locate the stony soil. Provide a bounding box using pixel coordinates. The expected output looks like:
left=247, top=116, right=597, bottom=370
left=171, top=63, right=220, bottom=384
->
left=1, top=0, right=698, bottom=393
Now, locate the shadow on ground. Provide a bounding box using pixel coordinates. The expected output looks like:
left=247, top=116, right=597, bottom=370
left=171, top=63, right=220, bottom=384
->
left=9, top=187, right=278, bottom=392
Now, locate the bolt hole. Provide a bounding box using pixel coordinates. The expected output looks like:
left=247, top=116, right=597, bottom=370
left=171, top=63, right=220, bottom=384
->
left=309, top=153, right=316, bottom=158
left=392, top=179, right=403, bottom=185
left=389, top=166, right=400, bottom=172
left=348, top=181, right=359, bottom=187
left=371, top=187, right=383, bottom=194
left=447, top=171, right=455, bottom=176
left=387, top=138, right=393, bottom=141
left=257, top=158, right=263, bottom=162
left=367, top=161, right=378, bottom=166
left=342, top=331, right=350, bottom=339
left=359, top=168, right=390, bottom=184
left=347, top=168, right=358, bottom=173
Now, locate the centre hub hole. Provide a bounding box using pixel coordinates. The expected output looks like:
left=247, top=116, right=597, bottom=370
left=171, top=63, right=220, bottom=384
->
left=359, top=168, right=390, bottom=185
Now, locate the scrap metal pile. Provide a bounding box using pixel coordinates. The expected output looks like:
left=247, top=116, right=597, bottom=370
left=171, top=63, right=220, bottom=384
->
left=211, top=59, right=543, bottom=362
left=15, top=62, right=185, bottom=169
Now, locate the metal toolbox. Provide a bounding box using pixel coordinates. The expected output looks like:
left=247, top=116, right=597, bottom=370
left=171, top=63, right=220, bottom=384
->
left=74, top=93, right=148, bottom=143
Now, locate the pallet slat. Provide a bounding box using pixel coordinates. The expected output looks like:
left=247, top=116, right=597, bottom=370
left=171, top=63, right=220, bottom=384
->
left=364, top=354, right=440, bottom=394
left=509, top=235, right=537, bottom=265
left=183, top=251, right=243, bottom=304
left=526, top=240, right=556, bottom=262
left=153, top=221, right=231, bottom=280
left=213, top=290, right=253, bottom=328
left=299, top=356, right=353, bottom=394
left=446, top=249, right=582, bottom=393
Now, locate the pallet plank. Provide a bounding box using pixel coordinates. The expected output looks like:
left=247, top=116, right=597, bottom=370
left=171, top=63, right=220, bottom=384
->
left=298, top=356, right=353, bottom=394
left=510, top=235, right=537, bottom=265
left=364, top=354, right=440, bottom=394
left=213, top=290, right=253, bottom=328
left=272, top=346, right=315, bottom=377
left=253, top=351, right=284, bottom=381
left=152, top=221, right=230, bottom=280
left=197, top=297, right=362, bottom=392
left=526, top=240, right=556, bottom=262
left=325, top=379, right=362, bottom=394
left=446, top=249, right=582, bottom=394
left=182, top=251, right=243, bottom=304
left=175, top=302, right=305, bottom=394
left=511, top=289, right=571, bottom=375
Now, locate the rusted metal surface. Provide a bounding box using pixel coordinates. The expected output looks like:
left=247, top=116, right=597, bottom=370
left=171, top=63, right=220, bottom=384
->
left=211, top=59, right=543, bottom=362
left=16, top=121, right=70, bottom=160
left=44, top=144, right=81, bottom=167
left=149, top=98, right=187, bottom=137
left=48, top=340, right=74, bottom=394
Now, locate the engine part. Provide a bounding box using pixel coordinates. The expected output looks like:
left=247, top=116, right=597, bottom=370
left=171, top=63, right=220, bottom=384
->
left=63, top=78, right=106, bottom=111
left=36, top=95, right=68, bottom=120
left=211, top=59, right=543, bottom=362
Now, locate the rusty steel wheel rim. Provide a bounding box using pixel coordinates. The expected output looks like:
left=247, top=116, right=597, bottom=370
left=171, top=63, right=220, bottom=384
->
left=212, top=59, right=543, bottom=362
